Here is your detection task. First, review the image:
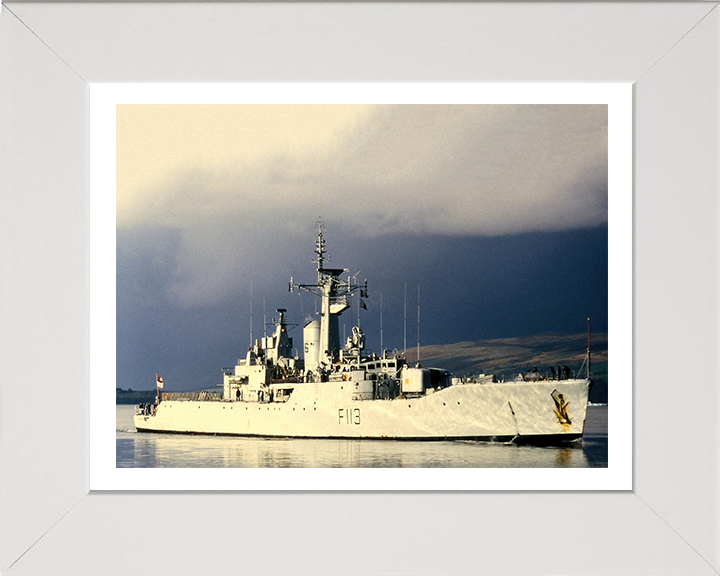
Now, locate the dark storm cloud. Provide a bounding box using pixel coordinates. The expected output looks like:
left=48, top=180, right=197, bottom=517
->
left=119, top=104, right=607, bottom=308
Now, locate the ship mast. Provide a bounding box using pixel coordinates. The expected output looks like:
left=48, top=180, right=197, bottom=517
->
left=380, top=291, right=383, bottom=352
left=417, top=284, right=421, bottom=365
left=404, top=282, right=407, bottom=355
left=587, top=317, right=592, bottom=379
left=289, top=219, right=365, bottom=369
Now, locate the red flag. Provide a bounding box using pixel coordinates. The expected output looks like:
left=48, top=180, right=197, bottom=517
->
left=156, top=372, right=164, bottom=388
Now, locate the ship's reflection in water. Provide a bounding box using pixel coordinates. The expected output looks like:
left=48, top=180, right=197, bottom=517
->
left=116, top=405, right=607, bottom=469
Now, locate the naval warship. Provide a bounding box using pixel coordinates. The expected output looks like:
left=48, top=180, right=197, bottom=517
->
left=135, top=222, right=592, bottom=442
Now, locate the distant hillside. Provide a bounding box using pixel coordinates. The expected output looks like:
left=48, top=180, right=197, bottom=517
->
left=116, top=388, right=156, bottom=405
left=117, top=332, right=609, bottom=404
left=416, top=332, right=606, bottom=376
left=415, top=332, right=608, bottom=403
left=116, top=386, right=218, bottom=404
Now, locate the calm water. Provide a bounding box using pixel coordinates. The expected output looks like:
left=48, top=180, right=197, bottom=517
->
left=116, top=404, right=607, bottom=468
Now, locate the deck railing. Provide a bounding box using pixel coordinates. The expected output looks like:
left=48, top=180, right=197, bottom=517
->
left=162, top=391, right=222, bottom=402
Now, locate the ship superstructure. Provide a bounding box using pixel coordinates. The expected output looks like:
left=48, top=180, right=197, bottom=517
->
left=135, top=222, right=592, bottom=442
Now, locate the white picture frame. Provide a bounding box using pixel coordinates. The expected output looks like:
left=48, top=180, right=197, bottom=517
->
left=91, top=82, right=631, bottom=491
left=1, top=3, right=718, bottom=574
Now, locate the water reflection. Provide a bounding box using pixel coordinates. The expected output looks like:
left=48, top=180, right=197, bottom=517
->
left=117, top=405, right=606, bottom=469
left=118, top=433, right=595, bottom=468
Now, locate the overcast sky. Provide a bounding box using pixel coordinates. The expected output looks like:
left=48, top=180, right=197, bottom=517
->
left=117, top=104, right=607, bottom=391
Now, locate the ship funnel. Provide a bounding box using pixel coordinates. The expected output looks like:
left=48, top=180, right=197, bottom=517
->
left=303, top=320, right=321, bottom=372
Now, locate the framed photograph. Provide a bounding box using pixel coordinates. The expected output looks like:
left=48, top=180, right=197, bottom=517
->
left=91, top=83, right=631, bottom=492
left=2, top=3, right=718, bottom=575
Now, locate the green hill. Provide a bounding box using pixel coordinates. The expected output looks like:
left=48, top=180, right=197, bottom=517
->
left=117, top=332, right=609, bottom=404
left=414, top=332, right=608, bottom=403
left=116, top=388, right=156, bottom=405
left=415, top=332, right=606, bottom=376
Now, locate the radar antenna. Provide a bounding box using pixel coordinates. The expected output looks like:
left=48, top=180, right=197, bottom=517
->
left=313, top=217, right=327, bottom=271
